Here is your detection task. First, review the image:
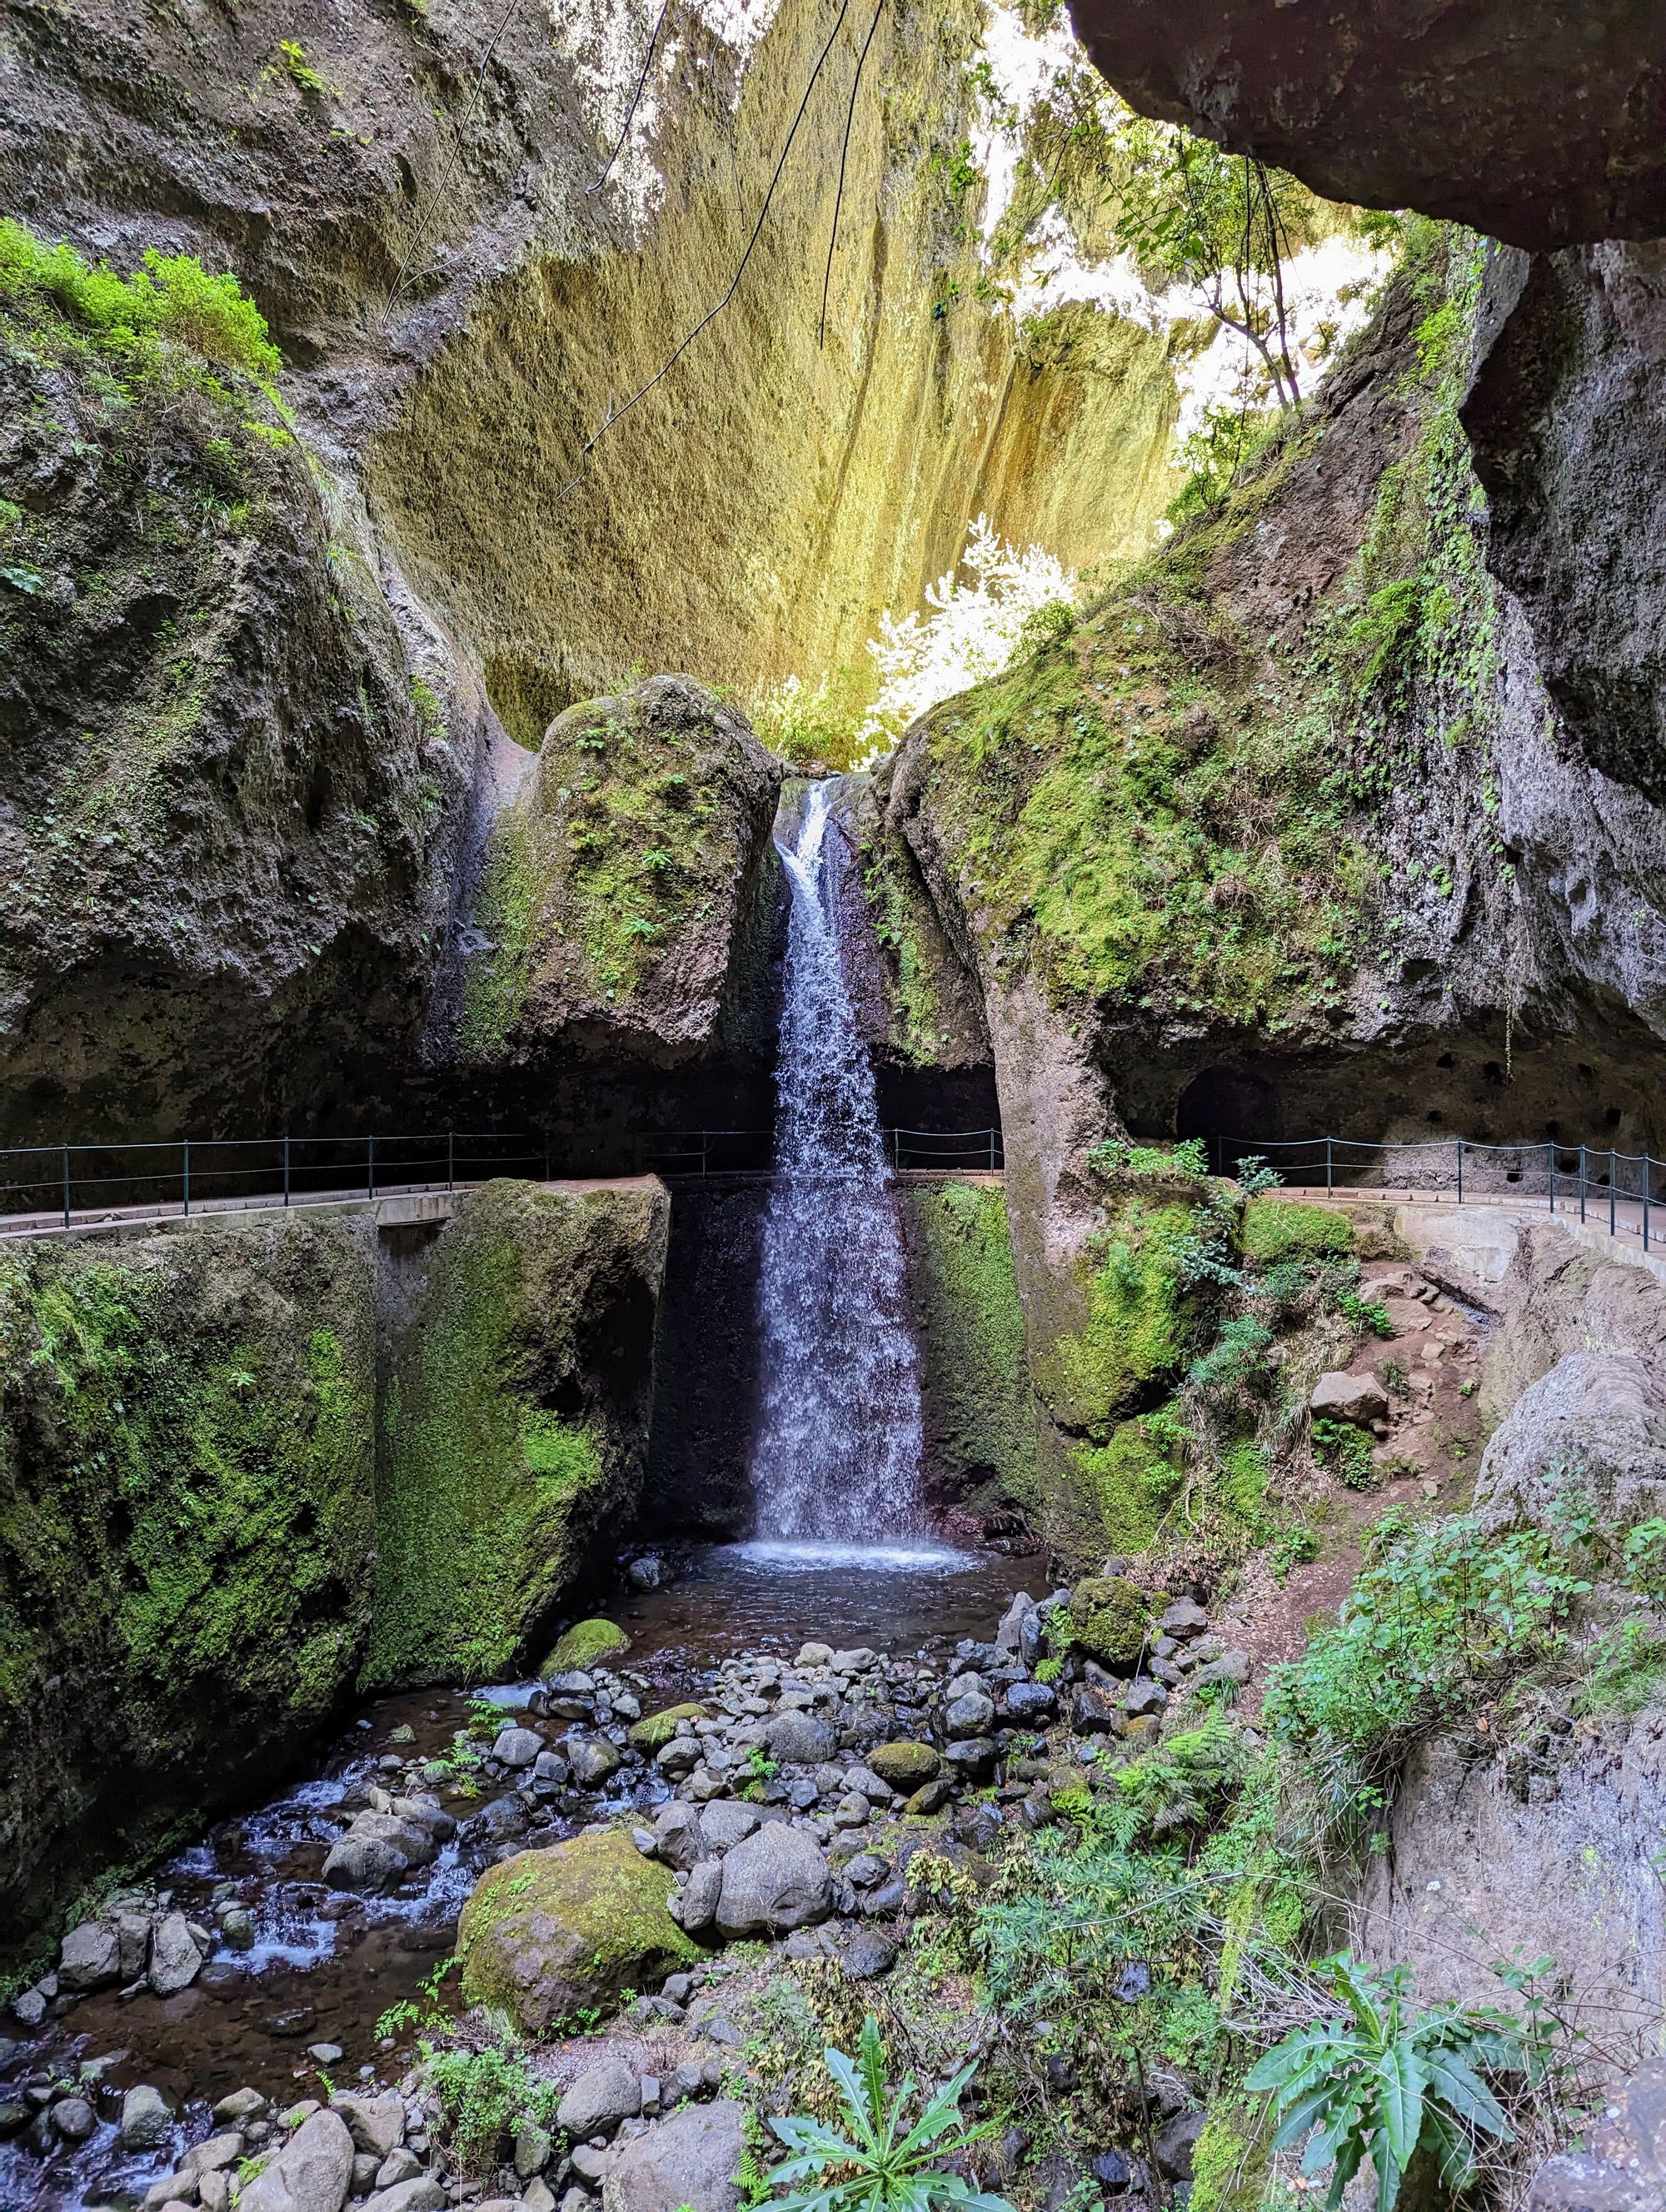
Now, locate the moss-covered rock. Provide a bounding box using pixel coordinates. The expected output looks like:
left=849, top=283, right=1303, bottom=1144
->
left=456, top=1832, right=698, bottom=2034
left=0, top=1213, right=377, bottom=1959
left=1073, top=1413, right=1187, bottom=1558
left=1064, top=1576, right=1149, bottom=1668
left=542, top=1620, right=632, bottom=1678
left=899, top=1183, right=1036, bottom=1521
left=456, top=678, right=781, bottom=1065
left=626, top=1702, right=708, bottom=1753
left=1242, top=1200, right=1354, bottom=1264
left=367, top=1181, right=667, bottom=1691
left=0, top=223, right=465, bottom=1145
left=868, top=1742, right=942, bottom=1791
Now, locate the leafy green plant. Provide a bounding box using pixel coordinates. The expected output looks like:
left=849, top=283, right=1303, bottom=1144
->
left=277, top=38, right=337, bottom=96
left=1034, top=1657, right=1062, bottom=1686
left=1310, top=1417, right=1375, bottom=1490
left=1622, top=1517, right=1666, bottom=1602
left=1267, top=1510, right=1589, bottom=1822
left=765, top=2015, right=1010, bottom=2212
left=1337, top=1293, right=1394, bottom=1338
left=1245, top=1953, right=1515, bottom=2210
left=1089, top=1138, right=1210, bottom=1182
left=1230, top=1155, right=1283, bottom=1197
left=1189, top=1317, right=1271, bottom=1397
left=422, top=2040, right=556, bottom=2173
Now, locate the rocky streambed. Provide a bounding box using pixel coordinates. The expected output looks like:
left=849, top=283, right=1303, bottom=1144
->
left=0, top=1543, right=1247, bottom=2212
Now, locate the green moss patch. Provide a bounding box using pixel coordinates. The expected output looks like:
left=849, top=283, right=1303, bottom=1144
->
left=541, top=1618, right=631, bottom=1676
left=900, top=1183, right=1035, bottom=1517
left=0, top=1215, right=377, bottom=1955
left=1063, top=1575, right=1149, bottom=1666
left=456, top=1832, right=697, bottom=2035
left=1242, top=1199, right=1353, bottom=1263
left=626, top=1701, right=707, bottom=1752
left=367, top=1181, right=663, bottom=1691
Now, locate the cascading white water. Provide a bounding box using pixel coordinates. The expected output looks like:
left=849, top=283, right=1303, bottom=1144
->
left=750, top=779, right=925, bottom=1543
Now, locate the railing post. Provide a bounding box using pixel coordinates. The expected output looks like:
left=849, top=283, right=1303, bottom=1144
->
left=1647, top=1159, right=1653, bottom=1253
left=367, top=1133, right=375, bottom=1202
left=1456, top=1138, right=1464, bottom=1207
left=182, top=1138, right=190, bottom=1218
left=1547, top=1140, right=1554, bottom=1213
left=989, top=1128, right=996, bottom=1172
left=283, top=1135, right=291, bottom=1208
left=1579, top=1143, right=1587, bottom=1223
left=701, top=1131, right=710, bottom=1179
left=62, top=1142, right=70, bottom=1228
left=1611, top=1150, right=1618, bottom=1238
left=893, top=1128, right=900, bottom=1171
left=447, top=1130, right=455, bottom=1192
left=1325, top=1136, right=1332, bottom=1196
left=543, top=1130, right=551, bottom=1182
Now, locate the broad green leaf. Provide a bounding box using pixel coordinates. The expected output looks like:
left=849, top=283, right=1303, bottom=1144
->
left=1423, top=2049, right=1511, bottom=2139
left=1376, top=2040, right=1427, bottom=2169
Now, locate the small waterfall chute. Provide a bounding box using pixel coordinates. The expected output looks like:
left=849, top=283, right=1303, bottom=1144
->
left=750, top=779, right=926, bottom=1547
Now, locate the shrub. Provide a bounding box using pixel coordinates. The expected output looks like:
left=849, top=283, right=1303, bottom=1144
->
left=1265, top=1510, right=1589, bottom=1810
left=1189, top=1315, right=1272, bottom=1397
left=1337, top=1291, right=1394, bottom=1338
left=1243, top=1200, right=1353, bottom=1264
left=0, top=217, right=281, bottom=386
left=423, top=2042, right=556, bottom=2174
left=1310, top=1417, right=1375, bottom=1490
left=1246, top=1953, right=1516, bottom=2210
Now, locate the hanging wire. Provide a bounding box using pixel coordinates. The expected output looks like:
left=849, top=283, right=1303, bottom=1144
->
left=556, top=0, right=855, bottom=501
left=819, top=0, right=886, bottom=347
left=378, top=0, right=523, bottom=333
left=587, top=0, right=675, bottom=195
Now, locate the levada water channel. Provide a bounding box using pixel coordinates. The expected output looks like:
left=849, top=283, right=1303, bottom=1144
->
left=0, top=778, right=1036, bottom=2210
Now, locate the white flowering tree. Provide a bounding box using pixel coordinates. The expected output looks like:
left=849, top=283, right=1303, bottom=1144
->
left=855, top=516, right=1074, bottom=760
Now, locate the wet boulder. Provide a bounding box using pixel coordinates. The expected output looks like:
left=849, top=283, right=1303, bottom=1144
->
left=628, top=1703, right=709, bottom=1754
left=58, top=1918, right=121, bottom=1992
left=322, top=1811, right=436, bottom=1892
left=493, top=1728, right=544, bottom=1770
left=1309, top=1372, right=1389, bottom=1426
left=148, top=1912, right=204, bottom=1995
left=541, top=1620, right=631, bottom=1676
left=763, top=1710, right=837, bottom=1766
left=567, top=1738, right=622, bottom=1788
left=1065, top=1577, right=1148, bottom=1669
left=867, top=1742, right=940, bottom=1791
left=122, top=2085, right=173, bottom=2150
left=715, top=1823, right=831, bottom=1938
left=332, top=2092, right=405, bottom=2160
left=457, top=1832, right=698, bottom=2035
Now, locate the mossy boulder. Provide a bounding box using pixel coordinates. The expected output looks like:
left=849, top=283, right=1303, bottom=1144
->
left=1243, top=1200, right=1354, bottom=1264
left=541, top=1619, right=631, bottom=1677
left=1074, top=1414, right=1186, bottom=1557
left=456, top=676, right=781, bottom=1064
left=456, top=1832, right=698, bottom=2034
left=1063, top=1576, right=1149, bottom=1668
left=368, top=1183, right=666, bottom=1692
left=626, top=1701, right=707, bottom=1753
left=0, top=1214, right=377, bottom=1960
left=867, top=1742, right=942, bottom=1791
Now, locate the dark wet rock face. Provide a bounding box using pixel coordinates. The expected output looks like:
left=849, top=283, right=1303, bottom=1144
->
left=1067, top=0, right=1666, bottom=250
left=0, top=284, right=473, bottom=1145
left=1465, top=242, right=1666, bottom=806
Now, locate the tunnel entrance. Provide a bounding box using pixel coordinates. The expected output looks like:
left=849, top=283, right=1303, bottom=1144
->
left=1176, top=1066, right=1284, bottom=1173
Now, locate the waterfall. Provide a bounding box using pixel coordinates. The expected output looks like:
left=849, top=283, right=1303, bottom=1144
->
left=750, top=779, right=925, bottom=1542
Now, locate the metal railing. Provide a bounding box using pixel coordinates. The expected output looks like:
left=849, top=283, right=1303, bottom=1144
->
left=1205, top=1133, right=1666, bottom=1254
left=631, top=1128, right=1005, bottom=1176
left=0, top=1125, right=1006, bottom=1233
left=0, top=1132, right=547, bottom=1233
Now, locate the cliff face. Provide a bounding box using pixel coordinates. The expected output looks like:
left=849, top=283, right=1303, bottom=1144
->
left=880, top=224, right=1666, bottom=1555
left=0, top=0, right=1184, bottom=1140
left=1066, top=0, right=1666, bottom=250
